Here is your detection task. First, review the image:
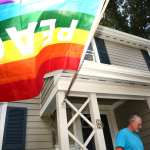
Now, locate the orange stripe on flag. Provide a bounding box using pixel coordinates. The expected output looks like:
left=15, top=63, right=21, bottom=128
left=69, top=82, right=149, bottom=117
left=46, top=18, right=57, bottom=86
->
left=0, top=43, right=84, bottom=84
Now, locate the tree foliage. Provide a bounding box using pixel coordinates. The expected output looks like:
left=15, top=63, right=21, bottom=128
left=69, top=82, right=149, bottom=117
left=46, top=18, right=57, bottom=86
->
left=101, top=0, right=150, bottom=39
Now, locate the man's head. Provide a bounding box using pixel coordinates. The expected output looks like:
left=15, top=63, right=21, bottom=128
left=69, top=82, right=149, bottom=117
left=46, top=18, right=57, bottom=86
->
left=128, top=114, right=142, bottom=132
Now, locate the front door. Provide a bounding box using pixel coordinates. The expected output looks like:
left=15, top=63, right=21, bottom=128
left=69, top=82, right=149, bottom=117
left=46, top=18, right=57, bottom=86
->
left=81, top=114, right=114, bottom=150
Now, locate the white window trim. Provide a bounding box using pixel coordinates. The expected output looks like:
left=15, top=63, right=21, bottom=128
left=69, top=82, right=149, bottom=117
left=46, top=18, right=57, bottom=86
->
left=147, top=48, right=150, bottom=57
left=0, top=103, right=7, bottom=150
left=91, top=38, right=101, bottom=63
left=85, top=38, right=100, bottom=63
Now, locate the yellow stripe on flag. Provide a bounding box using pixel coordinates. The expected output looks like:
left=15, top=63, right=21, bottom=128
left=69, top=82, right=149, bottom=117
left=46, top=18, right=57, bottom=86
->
left=1, top=28, right=89, bottom=64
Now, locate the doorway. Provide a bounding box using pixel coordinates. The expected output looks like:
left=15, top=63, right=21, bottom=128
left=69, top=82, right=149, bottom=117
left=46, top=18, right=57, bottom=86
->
left=114, top=100, right=150, bottom=150
left=81, top=114, right=114, bottom=150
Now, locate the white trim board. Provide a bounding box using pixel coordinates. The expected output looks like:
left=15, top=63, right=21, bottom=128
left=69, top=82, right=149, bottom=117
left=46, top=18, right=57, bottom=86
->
left=0, top=103, right=7, bottom=150
left=44, top=61, right=150, bottom=85
left=96, top=25, right=150, bottom=50
left=57, top=79, right=150, bottom=97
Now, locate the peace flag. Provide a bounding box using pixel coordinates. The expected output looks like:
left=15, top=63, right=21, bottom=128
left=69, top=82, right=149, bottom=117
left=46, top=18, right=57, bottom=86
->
left=0, top=0, right=106, bottom=101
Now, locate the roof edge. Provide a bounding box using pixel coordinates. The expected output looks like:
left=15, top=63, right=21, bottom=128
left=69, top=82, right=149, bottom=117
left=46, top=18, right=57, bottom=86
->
left=95, top=25, right=150, bottom=50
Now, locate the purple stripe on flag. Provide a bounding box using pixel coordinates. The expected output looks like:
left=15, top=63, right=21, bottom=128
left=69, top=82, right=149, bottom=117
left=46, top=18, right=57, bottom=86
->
left=0, top=0, right=14, bottom=4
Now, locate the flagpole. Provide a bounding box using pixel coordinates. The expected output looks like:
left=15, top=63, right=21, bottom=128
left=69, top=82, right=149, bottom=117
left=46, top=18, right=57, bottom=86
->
left=65, top=0, right=110, bottom=99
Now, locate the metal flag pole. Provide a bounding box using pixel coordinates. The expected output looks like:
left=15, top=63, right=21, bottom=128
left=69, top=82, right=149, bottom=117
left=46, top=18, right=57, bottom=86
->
left=64, top=0, right=110, bottom=99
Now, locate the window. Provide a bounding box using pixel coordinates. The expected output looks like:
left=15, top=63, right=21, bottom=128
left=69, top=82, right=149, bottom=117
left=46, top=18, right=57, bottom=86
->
left=85, top=43, right=94, bottom=61
left=84, top=39, right=100, bottom=62
left=84, top=37, right=111, bottom=64
left=94, top=37, right=111, bottom=64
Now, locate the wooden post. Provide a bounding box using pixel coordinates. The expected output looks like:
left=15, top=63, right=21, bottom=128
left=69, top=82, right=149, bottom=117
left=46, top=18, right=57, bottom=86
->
left=56, top=91, right=70, bottom=150
left=89, top=93, right=106, bottom=150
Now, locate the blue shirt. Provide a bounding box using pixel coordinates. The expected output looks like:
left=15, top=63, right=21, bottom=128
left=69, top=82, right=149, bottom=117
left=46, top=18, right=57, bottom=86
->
left=115, top=128, right=144, bottom=150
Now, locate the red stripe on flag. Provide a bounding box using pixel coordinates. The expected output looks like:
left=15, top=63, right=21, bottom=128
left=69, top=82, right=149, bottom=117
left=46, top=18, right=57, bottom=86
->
left=0, top=57, right=80, bottom=101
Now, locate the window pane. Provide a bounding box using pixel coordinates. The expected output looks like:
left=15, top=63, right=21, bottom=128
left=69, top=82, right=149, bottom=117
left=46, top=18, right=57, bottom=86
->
left=85, top=43, right=95, bottom=61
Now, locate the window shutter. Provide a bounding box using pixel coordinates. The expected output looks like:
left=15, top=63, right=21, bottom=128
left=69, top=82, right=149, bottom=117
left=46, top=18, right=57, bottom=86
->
left=141, top=50, right=150, bottom=71
left=2, top=107, right=27, bottom=150
left=94, top=37, right=111, bottom=64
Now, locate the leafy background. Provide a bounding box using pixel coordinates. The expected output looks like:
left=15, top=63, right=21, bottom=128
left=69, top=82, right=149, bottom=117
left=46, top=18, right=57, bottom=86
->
left=101, top=0, right=150, bottom=39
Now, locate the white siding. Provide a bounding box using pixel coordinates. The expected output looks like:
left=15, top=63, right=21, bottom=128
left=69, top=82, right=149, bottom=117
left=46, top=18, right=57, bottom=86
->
left=105, top=40, right=149, bottom=71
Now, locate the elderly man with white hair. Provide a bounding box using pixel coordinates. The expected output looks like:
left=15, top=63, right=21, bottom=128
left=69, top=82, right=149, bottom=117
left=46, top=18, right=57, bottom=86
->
left=115, top=114, right=144, bottom=150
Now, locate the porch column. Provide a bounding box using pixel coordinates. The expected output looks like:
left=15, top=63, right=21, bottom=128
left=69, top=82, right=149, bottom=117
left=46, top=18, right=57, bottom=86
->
left=56, top=91, right=70, bottom=150
left=147, top=97, right=150, bottom=109
left=89, top=93, right=106, bottom=150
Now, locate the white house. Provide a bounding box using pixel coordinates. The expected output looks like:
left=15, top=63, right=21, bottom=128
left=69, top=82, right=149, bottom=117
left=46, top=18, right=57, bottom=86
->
left=0, top=25, right=150, bottom=150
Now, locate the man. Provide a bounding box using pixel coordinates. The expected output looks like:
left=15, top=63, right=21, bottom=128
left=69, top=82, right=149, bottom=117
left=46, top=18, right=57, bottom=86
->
left=115, top=114, right=144, bottom=150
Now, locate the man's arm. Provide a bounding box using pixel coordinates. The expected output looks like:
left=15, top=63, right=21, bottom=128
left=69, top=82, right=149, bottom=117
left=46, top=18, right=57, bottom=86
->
left=116, top=148, right=124, bottom=150
left=115, top=130, right=126, bottom=150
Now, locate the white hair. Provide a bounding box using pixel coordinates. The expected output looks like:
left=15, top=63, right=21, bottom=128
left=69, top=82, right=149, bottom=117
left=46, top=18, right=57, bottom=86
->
left=128, top=114, right=142, bottom=124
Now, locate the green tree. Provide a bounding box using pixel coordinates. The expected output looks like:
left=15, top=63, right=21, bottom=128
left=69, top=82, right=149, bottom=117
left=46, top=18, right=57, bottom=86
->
left=101, top=0, right=150, bottom=39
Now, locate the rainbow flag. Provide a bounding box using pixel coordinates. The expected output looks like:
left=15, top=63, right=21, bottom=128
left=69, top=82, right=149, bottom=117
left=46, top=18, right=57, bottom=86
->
left=0, top=0, right=106, bottom=101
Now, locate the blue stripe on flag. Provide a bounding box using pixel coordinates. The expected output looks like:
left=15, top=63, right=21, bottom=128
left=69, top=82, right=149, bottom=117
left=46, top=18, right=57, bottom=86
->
left=0, top=0, right=101, bottom=21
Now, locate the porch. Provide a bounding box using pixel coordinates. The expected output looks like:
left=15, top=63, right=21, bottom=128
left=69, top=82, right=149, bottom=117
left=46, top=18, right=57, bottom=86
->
left=40, top=61, right=150, bottom=150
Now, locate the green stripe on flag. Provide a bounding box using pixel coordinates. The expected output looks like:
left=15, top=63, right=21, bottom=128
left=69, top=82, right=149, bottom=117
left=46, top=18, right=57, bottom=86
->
left=0, top=10, right=94, bottom=41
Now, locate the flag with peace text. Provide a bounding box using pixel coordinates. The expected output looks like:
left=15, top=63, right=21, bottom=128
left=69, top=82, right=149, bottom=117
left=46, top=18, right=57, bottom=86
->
left=0, top=0, right=106, bottom=101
